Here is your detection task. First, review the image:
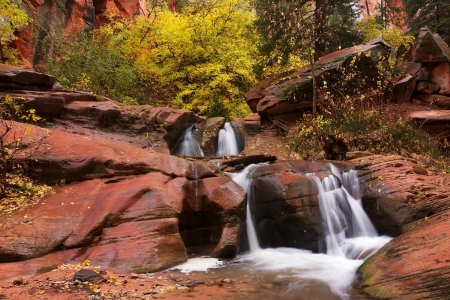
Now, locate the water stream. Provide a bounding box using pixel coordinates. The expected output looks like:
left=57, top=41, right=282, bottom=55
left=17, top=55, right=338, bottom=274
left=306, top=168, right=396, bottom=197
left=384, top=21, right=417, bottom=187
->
left=216, top=122, right=240, bottom=156
left=171, top=122, right=242, bottom=157
left=170, top=123, right=204, bottom=156
left=172, top=163, right=391, bottom=299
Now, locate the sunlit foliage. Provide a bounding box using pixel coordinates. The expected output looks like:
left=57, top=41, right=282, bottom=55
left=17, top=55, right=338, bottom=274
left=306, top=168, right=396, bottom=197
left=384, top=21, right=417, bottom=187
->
left=42, top=0, right=256, bottom=119
left=0, top=0, right=30, bottom=64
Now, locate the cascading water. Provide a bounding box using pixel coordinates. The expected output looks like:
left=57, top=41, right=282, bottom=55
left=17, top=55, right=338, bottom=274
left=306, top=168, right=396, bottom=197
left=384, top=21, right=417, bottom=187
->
left=227, top=164, right=391, bottom=300
left=171, top=122, right=243, bottom=157
left=216, top=122, right=240, bottom=156
left=170, top=124, right=204, bottom=156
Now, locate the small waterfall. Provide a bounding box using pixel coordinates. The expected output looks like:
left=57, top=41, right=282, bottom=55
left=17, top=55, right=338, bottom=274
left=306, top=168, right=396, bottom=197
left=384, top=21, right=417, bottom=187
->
left=227, top=163, right=391, bottom=300
left=171, top=124, right=204, bottom=157
left=227, top=164, right=262, bottom=252
left=216, top=122, right=240, bottom=156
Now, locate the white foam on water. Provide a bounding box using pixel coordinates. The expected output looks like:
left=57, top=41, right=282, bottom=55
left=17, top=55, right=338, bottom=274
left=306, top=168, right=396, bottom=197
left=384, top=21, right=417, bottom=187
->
left=169, top=257, right=224, bottom=274
left=228, top=164, right=392, bottom=300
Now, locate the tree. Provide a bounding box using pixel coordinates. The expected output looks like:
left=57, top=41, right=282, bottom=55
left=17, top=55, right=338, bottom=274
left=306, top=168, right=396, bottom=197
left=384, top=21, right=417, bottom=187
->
left=149, top=0, right=256, bottom=119
left=404, top=0, right=450, bottom=42
left=253, top=0, right=363, bottom=74
left=0, top=0, right=30, bottom=63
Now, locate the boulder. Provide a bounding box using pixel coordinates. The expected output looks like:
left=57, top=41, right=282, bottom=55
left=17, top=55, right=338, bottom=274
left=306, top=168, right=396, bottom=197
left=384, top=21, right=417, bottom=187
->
left=243, top=113, right=261, bottom=131
left=392, top=74, right=416, bottom=102
left=415, top=80, right=441, bottom=94
left=413, top=27, right=450, bottom=63
left=242, top=161, right=355, bottom=251
left=416, top=62, right=437, bottom=81
left=395, top=62, right=422, bottom=76
left=147, top=106, right=204, bottom=149
left=409, top=109, right=450, bottom=136
left=356, top=211, right=450, bottom=300
left=245, top=40, right=391, bottom=117
left=201, top=117, right=225, bottom=156
left=431, top=62, right=450, bottom=94
left=0, top=64, right=60, bottom=90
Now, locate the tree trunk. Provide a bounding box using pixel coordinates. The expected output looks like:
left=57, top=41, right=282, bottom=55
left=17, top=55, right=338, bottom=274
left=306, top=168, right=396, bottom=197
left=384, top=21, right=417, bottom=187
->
left=314, top=0, right=327, bottom=60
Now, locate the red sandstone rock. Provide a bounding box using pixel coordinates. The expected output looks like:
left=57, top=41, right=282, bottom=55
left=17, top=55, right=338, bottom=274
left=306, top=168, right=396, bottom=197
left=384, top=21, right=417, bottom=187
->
left=431, top=62, right=450, bottom=94
left=0, top=64, right=59, bottom=90
left=243, top=113, right=261, bottom=131
left=61, top=100, right=121, bottom=127
left=413, top=27, right=450, bottom=63
left=200, top=117, right=225, bottom=156
left=357, top=211, right=450, bottom=299
left=0, top=126, right=247, bottom=277
left=245, top=41, right=390, bottom=117
left=392, top=74, right=416, bottom=102
left=351, top=155, right=450, bottom=236
left=147, top=106, right=204, bottom=148
left=415, top=80, right=441, bottom=94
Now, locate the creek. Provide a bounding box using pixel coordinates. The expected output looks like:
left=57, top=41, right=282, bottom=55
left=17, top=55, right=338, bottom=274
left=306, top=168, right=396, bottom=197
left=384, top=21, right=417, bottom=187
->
left=170, top=163, right=391, bottom=300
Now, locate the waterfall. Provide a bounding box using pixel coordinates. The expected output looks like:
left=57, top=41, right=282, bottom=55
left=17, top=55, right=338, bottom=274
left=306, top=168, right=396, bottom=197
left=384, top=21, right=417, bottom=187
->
left=228, top=163, right=391, bottom=300
left=216, top=122, right=240, bottom=156
left=170, top=124, right=204, bottom=157
left=227, top=164, right=263, bottom=252
left=171, top=122, right=243, bottom=157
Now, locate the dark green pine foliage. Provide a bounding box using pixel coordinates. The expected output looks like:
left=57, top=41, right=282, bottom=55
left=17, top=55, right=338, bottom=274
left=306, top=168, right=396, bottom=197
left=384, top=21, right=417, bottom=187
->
left=325, top=0, right=363, bottom=54
left=405, top=0, right=450, bottom=42
left=253, top=0, right=363, bottom=73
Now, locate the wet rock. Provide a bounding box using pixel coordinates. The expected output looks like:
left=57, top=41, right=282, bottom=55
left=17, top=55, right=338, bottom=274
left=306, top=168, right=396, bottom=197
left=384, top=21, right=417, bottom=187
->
left=73, top=269, right=105, bottom=282
left=147, top=106, right=204, bottom=149
left=242, top=160, right=354, bottom=251
left=357, top=211, right=450, bottom=300
left=0, top=123, right=246, bottom=278
left=351, top=155, right=450, bottom=236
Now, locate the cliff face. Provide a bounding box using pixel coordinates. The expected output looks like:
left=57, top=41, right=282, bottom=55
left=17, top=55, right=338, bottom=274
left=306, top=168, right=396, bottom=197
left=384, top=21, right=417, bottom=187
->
left=15, top=0, right=153, bottom=65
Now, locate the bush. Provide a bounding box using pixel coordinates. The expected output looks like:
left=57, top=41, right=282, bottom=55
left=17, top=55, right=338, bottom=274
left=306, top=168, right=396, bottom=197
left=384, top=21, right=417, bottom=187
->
left=287, top=109, right=449, bottom=166
left=0, top=95, right=52, bottom=210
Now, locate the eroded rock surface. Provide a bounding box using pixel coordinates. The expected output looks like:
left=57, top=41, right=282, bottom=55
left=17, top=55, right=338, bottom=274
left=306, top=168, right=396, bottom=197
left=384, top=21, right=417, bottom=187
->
left=0, top=124, right=246, bottom=280
left=350, top=155, right=450, bottom=299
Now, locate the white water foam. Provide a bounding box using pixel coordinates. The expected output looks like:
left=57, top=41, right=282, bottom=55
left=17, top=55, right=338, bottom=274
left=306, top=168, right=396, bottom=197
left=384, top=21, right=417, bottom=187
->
left=171, top=124, right=204, bottom=156
left=229, top=164, right=391, bottom=300
left=169, top=257, right=224, bottom=274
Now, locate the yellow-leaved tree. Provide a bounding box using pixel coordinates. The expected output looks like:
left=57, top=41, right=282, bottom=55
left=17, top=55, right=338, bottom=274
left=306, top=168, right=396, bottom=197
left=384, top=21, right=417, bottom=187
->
left=43, top=0, right=257, bottom=120
left=139, top=0, right=257, bottom=119
left=0, top=0, right=30, bottom=64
